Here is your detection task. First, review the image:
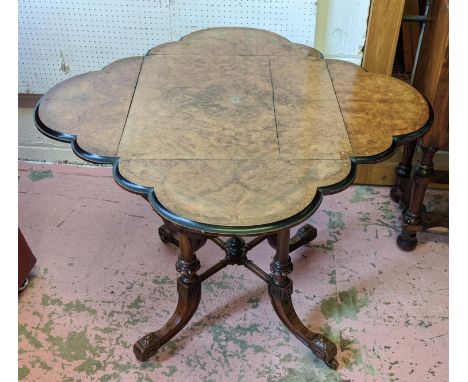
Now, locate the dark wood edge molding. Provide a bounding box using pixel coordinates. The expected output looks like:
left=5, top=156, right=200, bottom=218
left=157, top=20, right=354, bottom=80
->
left=34, top=90, right=433, bottom=236
left=19, top=93, right=43, bottom=108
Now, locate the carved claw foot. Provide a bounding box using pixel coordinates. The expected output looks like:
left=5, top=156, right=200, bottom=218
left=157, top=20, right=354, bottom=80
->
left=397, top=231, right=417, bottom=251
left=133, top=277, right=201, bottom=362
left=268, top=279, right=338, bottom=369
left=158, top=224, right=179, bottom=246
left=308, top=333, right=339, bottom=370
left=267, top=223, right=318, bottom=253
left=134, top=333, right=164, bottom=361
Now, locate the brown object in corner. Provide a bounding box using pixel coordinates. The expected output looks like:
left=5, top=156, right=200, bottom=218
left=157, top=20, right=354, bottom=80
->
left=413, top=0, right=449, bottom=150
left=18, top=228, right=37, bottom=289
left=362, top=0, right=406, bottom=75
left=18, top=93, right=42, bottom=108
left=401, top=0, right=421, bottom=73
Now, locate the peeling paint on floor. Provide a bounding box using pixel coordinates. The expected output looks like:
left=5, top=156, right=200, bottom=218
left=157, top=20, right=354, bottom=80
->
left=19, top=162, right=449, bottom=381
left=28, top=169, right=54, bottom=182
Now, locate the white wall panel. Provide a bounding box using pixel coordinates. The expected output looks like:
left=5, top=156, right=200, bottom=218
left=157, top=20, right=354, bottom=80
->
left=314, top=0, right=371, bottom=64
left=19, top=0, right=318, bottom=94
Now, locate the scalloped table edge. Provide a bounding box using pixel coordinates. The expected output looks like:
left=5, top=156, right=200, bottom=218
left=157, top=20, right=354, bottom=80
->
left=34, top=100, right=433, bottom=236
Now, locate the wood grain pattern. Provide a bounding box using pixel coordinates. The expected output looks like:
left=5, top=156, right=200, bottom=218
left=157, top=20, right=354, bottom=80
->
left=362, top=0, right=406, bottom=75
left=118, top=55, right=278, bottom=160
left=327, top=60, right=429, bottom=157
left=37, top=28, right=429, bottom=227
left=38, top=57, right=143, bottom=157
left=270, top=58, right=352, bottom=160
left=119, top=159, right=351, bottom=226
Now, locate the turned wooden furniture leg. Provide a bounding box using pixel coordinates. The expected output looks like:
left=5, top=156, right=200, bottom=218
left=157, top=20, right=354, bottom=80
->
left=133, top=233, right=201, bottom=361
left=390, top=139, right=418, bottom=206
left=267, top=229, right=338, bottom=369
left=397, top=144, right=437, bottom=251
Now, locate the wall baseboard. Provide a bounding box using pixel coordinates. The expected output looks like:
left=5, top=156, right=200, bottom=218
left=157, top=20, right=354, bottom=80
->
left=18, top=93, right=42, bottom=108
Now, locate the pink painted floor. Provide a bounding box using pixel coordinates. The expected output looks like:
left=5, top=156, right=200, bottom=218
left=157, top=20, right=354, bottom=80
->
left=18, top=162, right=449, bottom=382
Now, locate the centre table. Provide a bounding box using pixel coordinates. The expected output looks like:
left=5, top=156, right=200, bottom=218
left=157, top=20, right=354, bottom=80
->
left=34, top=27, right=431, bottom=369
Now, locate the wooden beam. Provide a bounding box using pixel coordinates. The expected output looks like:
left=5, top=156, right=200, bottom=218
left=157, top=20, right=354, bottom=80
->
left=362, top=0, right=405, bottom=75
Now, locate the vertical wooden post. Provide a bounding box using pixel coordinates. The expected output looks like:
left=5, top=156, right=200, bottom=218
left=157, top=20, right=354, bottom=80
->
left=362, top=0, right=406, bottom=75
left=270, top=229, right=293, bottom=285
left=267, top=228, right=338, bottom=369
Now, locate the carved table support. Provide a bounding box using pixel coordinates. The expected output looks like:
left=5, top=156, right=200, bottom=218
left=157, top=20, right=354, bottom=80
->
left=397, top=144, right=438, bottom=251
left=133, top=233, right=201, bottom=361
left=390, top=139, right=418, bottom=207
left=268, top=229, right=338, bottom=369
left=138, top=222, right=339, bottom=368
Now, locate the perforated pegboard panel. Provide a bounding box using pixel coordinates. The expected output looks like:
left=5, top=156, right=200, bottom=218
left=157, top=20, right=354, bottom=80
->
left=18, top=0, right=317, bottom=94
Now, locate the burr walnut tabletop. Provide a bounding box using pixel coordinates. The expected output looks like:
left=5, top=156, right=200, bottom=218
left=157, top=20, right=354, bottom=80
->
left=36, top=27, right=430, bottom=233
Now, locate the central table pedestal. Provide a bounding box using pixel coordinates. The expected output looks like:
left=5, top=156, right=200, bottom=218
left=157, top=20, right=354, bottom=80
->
left=133, top=223, right=339, bottom=370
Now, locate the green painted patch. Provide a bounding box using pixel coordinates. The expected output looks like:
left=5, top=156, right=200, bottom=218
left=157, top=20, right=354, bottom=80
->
left=127, top=295, right=144, bottom=310
left=31, top=356, right=52, bottom=370
left=319, top=324, right=378, bottom=374
left=258, top=351, right=343, bottom=382
left=357, top=211, right=396, bottom=237
left=350, top=186, right=379, bottom=203
left=247, top=296, right=261, bottom=308
left=208, top=323, right=266, bottom=367
left=41, top=294, right=63, bottom=306
left=152, top=275, right=173, bottom=285
left=162, top=365, right=177, bottom=377
left=64, top=300, right=97, bottom=315
left=378, top=201, right=396, bottom=221
left=320, top=288, right=369, bottom=321
left=32, top=310, right=43, bottom=318
left=327, top=270, right=336, bottom=285
left=203, top=272, right=246, bottom=293
left=19, top=324, right=43, bottom=349
left=39, top=321, right=104, bottom=363
left=55, top=330, right=100, bottom=361
left=95, top=326, right=117, bottom=334
left=99, top=374, right=120, bottom=382
left=29, top=169, right=54, bottom=181
left=74, top=358, right=104, bottom=375
left=18, top=365, right=30, bottom=380
left=418, top=320, right=433, bottom=328
left=203, top=279, right=231, bottom=292
left=323, top=211, right=345, bottom=231
left=312, top=211, right=345, bottom=251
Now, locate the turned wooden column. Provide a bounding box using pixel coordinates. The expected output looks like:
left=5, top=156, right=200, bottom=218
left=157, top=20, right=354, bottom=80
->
left=133, top=232, right=202, bottom=361
left=390, top=139, right=418, bottom=206
left=397, top=145, right=437, bottom=251
left=267, top=229, right=338, bottom=369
